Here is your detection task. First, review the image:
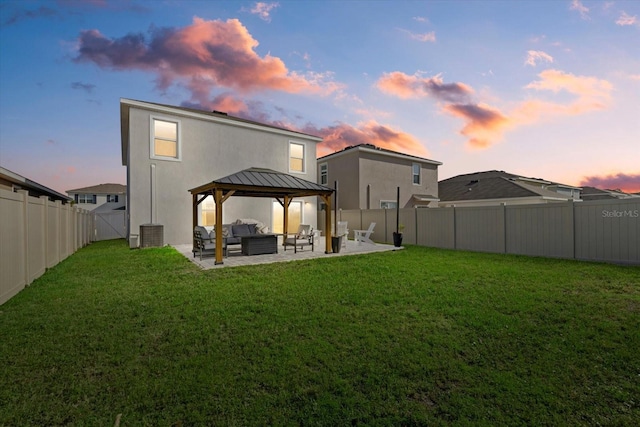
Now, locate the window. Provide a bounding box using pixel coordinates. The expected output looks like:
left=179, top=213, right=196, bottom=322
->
left=201, top=196, right=216, bottom=226
left=272, top=200, right=302, bottom=234
left=412, top=163, right=421, bottom=185
left=319, top=163, right=328, bottom=185
left=107, top=195, right=119, bottom=203
left=75, top=194, right=96, bottom=204
left=380, top=201, right=397, bottom=209
left=289, top=142, right=305, bottom=173
left=151, top=117, right=180, bottom=160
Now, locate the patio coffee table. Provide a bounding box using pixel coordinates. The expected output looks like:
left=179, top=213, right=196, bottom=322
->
left=241, top=234, right=278, bottom=256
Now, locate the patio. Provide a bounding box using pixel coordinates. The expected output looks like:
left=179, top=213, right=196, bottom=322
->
left=174, top=237, right=402, bottom=269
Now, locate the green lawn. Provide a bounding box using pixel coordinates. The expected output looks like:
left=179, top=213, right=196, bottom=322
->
left=1, top=240, right=638, bottom=426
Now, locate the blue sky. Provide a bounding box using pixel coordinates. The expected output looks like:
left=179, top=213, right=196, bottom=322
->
left=1, top=0, right=639, bottom=194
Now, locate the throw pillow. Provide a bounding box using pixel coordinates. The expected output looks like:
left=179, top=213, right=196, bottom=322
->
left=232, top=223, right=251, bottom=236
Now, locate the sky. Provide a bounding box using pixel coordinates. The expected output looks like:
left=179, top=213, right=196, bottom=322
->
left=1, top=0, right=639, bottom=195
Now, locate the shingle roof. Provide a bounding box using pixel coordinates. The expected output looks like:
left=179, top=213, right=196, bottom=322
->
left=440, top=170, right=521, bottom=183
left=438, top=170, right=579, bottom=202
left=67, top=183, right=126, bottom=194
left=581, top=186, right=638, bottom=200
left=439, top=176, right=570, bottom=202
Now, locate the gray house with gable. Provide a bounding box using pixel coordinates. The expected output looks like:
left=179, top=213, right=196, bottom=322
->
left=120, top=98, right=324, bottom=247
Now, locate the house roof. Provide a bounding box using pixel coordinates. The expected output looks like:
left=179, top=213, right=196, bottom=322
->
left=438, top=174, right=570, bottom=202
left=317, top=143, right=442, bottom=166
left=120, top=98, right=322, bottom=166
left=581, top=186, right=639, bottom=200
left=67, top=183, right=127, bottom=195
left=440, top=170, right=581, bottom=189
left=0, top=166, right=72, bottom=203
left=438, top=170, right=584, bottom=203
left=189, top=167, right=334, bottom=199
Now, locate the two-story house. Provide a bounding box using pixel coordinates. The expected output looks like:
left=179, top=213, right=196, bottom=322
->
left=66, top=183, right=127, bottom=212
left=120, top=98, right=324, bottom=247
left=317, top=144, right=442, bottom=210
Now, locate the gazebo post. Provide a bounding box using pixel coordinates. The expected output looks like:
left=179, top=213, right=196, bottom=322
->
left=323, top=194, right=332, bottom=253
left=282, top=195, right=290, bottom=243
left=214, top=188, right=224, bottom=265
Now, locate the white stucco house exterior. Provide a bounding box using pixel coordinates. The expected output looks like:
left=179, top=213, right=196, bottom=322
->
left=120, top=98, right=323, bottom=247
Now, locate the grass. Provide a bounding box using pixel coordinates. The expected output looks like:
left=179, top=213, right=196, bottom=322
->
left=1, top=240, right=639, bottom=426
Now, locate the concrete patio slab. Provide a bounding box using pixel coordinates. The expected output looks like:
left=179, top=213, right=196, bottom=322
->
left=173, top=237, right=403, bottom=270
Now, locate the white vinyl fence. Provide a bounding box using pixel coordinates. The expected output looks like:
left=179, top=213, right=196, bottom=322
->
left=320, top=199, right=640, bottom=265
left=1, top=189, right=93, bottom=305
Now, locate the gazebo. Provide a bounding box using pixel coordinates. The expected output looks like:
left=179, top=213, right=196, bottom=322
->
left=189, top=168, right=335, bottom=265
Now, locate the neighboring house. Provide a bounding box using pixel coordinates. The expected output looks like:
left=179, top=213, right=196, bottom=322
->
left=581, top=186, right=639, bottom=201
left=66, top=183, right=127, bottom=212
left=120, top=98, right=323, bottom=246
left=317, top=144, right=442, bottom=209
left=438, top=170, right=582, bottom=207
left=0, top=166, right=71, bottom=203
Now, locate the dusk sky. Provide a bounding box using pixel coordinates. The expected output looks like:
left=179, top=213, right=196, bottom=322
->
left=1, top=0, right=639, bottom=195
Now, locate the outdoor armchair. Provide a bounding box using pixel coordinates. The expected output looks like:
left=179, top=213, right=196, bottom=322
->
left=354, top=222, right=376, bottom=245
left=283, top=224, right=314, bottom=253
left=193, top=226, right=225, bottom=260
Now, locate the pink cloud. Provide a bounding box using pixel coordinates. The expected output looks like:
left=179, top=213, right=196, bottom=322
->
left=524, top=50, right=553, bottom=67
left=402, top=30, right=436, bottom=42
left=74, top=17, right=340, bottom=99
left=377, top=71, right=508, bottom=148
left=304, top=121, right=430, bottom=158
left=570, top=0, right=590, bottom=20
left=377, top=69, right=613, bottom=150
left=247, top=2, right=280, bottom=22
left=616, top=11, right=638, bottom=26
left=442, top=103, right=511, bottom=149
left=519, top=69, right=612, bottom=119
left=376, top=71, right=472, bottom=101
left=580, top=173, right=640, bottom=193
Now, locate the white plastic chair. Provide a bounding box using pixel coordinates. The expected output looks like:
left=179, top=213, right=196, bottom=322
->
left=353, top=222, right=376, bottom=245
left=336, top=221, right=348, bottom=248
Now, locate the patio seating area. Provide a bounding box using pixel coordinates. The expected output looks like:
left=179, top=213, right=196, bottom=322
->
left=174, top=236, right=401, bottom=269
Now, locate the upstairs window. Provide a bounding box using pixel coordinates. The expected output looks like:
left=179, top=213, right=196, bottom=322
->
left=107, top=195, right=119, bottom=203
left=76, top=194, right=96, bottom=204
left=319, top=163, right=328, bottom=185
left=289, top=142, right=305, bottom=173
left=151, top=117, right=180, bottom=160
left=412, top=163, right=421, bottom=185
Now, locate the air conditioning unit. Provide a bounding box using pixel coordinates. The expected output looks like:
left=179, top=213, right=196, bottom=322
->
left=140, top=224, right=164, bottom=248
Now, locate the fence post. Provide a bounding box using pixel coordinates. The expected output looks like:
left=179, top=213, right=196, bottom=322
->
left=502, top=203, right=507, bottom=254
left=19, top=190, right=29, bottom=286
left=571, top=200, right=576, bottom=260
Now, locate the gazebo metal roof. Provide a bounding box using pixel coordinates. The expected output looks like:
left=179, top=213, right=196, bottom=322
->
left=189, top=168, right=335, bottom=265
left=189, top=168, right=334, bottom=198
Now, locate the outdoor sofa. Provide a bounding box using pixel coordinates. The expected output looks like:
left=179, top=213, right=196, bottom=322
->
left=193, top=221, right=268, bottom=259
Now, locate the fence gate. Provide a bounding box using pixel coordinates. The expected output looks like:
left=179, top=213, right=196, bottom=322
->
left=94, top=210, right=126, bottom=241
